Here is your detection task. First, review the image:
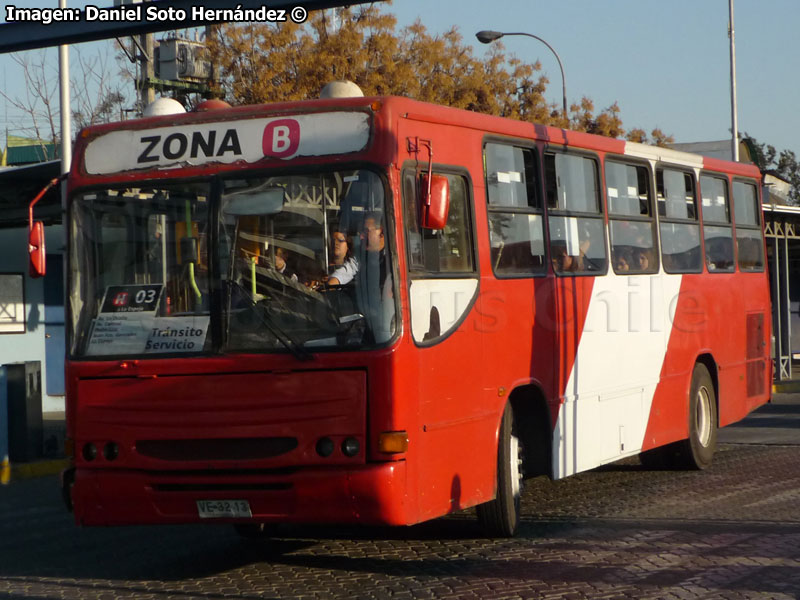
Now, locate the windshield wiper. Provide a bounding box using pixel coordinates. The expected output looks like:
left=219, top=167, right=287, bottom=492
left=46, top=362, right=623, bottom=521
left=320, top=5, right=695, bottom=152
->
left=226, top=280, right=314, bottom=362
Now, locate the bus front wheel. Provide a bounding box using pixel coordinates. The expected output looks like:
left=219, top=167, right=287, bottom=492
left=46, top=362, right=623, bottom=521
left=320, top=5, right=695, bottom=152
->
left=477, top=404, right=523, bottom=537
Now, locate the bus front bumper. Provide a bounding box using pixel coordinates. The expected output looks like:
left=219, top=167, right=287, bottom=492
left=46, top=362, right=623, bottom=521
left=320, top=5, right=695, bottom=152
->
left=69, top=461, right=410, bottom=527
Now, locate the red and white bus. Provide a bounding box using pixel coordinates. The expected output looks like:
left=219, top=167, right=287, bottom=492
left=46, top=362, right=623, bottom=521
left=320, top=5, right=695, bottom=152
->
left=46, top=91, right=770, bottom=537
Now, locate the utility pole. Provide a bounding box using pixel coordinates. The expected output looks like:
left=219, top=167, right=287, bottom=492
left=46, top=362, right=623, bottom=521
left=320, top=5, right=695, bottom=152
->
left=140, top=32, right=156, bottom=107
left=728, top=0, right=739, bottom=161
left=58, top=0, right=71, bottom=203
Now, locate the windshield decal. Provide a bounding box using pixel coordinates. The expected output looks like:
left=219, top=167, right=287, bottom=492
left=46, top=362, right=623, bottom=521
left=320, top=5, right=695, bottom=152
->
left=86, top=314, right=210, bottom=356
left=87, top=284, right=209, bottom=355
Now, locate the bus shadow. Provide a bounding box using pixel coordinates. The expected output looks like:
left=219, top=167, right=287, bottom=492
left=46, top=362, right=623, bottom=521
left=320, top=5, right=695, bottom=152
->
left=725, top=402, right=800, bottom=428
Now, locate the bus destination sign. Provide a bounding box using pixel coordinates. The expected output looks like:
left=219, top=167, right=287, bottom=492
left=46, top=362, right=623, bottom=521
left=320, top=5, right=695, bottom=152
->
left=100, top=284, right=162, bottom=314
left=83, top=111, right=371, bottom=175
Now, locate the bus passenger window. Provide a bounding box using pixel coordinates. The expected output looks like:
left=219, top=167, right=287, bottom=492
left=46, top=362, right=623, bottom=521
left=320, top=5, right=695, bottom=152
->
left=660, top=222, right=702, bottom=273
left=658, top=168, right=702, bottom=273
left=549, top=217, right=605, bottom=273
left=606, top=161, right=657, bottom=275
left=736, top=229, right=765, bottom=271
left=484, top=143, right=545, bottom=276
left=545, top=152, right=607, bottom=275
left=545, top=153, right=600, bottom=213
left=658, top=170, right=696, bottom=220
left=704, top=227, right=735, bottom=271
left=700, top=175, right=734, bottom=273
left=733, top=181, right=764, bottom=271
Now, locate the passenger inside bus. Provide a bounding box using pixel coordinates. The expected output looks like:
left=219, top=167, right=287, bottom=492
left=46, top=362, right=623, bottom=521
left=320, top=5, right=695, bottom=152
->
left=614, top=247, right=632, bottom=272
left=326, top=230, right=358, bottom=286
left=633, top=247, right=653, bottom=272
left=331, top=230, right=355, bottom=269
left=551, top=241, right=583, bottom=272
left=271, top=246, right=298, bottom=282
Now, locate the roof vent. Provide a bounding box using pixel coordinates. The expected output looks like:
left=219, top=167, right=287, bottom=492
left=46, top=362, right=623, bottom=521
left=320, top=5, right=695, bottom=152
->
left=320, top=81, right=364, bottom=99
left=194, top=99, right=232, bottom=112
left=143, top=97, right=186, bottom=117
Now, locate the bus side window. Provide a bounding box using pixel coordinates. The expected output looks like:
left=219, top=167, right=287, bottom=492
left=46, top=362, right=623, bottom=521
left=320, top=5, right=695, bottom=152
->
left=545, top=152, right=607, bottom=275
left=404, top=171, right=474, bottom=274
left=733, top=180, right=764, bottom=271
left=403, top=172, right=424, bottom=270
left=484, top=143, right=545, bottom=276
left=700, top=174, right=735, bottom=272
left=606, top=160, right=657, bottom=274
left=658, top=168, right=702, bottom=273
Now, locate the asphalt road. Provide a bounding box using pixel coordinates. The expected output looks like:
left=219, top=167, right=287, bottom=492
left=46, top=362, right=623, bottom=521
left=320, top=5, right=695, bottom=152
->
left=0, top=396, right=799, bottom=599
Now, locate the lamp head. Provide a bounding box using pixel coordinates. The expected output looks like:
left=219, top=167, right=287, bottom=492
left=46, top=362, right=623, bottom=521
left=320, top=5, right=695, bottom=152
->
left=476, top=30, right=504, bottom=44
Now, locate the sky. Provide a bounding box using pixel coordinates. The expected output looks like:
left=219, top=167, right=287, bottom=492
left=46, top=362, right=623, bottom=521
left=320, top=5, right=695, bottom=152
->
left=1, top=0, right=799, bottom=161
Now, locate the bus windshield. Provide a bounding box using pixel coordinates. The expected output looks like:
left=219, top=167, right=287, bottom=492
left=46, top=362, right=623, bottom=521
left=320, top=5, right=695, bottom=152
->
left=220, top=169, right=394, bottom=353
left=69, top=168, right=396, bottom=358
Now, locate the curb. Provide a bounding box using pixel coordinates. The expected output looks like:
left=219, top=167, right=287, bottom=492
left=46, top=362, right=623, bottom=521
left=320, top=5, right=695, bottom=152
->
left=2, top=458, right=69, bottom=484
left=773, top=381, right=800, bottom=394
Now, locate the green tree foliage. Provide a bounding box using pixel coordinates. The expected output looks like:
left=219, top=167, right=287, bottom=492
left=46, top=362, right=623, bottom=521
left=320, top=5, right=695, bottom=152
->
left=207, top=3, right=668, bottom=141
left=744, top=133, right=800, bottom=204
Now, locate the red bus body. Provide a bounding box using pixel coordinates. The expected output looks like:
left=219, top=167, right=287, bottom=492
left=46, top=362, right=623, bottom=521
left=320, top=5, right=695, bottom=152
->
left=62, top=96, right=771, bottom=529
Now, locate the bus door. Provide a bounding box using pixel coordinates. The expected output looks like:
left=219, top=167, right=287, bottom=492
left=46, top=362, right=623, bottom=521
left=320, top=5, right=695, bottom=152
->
left=401, top=168, right=488, bottom=519
left=547, top=153, right=667, bottom=477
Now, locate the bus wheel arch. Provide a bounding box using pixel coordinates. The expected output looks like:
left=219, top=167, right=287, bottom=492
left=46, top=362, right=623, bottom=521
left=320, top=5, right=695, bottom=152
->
left=508, top=384, right=552, bottom=479
left=695, top=353, right=720, bottom=428
left=640, top=356, right=719, bottom=470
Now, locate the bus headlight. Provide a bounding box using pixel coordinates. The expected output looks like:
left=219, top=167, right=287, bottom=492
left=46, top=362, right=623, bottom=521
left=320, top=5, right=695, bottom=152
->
left=316, top=437, right=334, bottom=457
left=341, top=437, right=360, bottom=457
left=82, top=443, right=97, bottom=462
left=103, top=442, right=119, bottom=461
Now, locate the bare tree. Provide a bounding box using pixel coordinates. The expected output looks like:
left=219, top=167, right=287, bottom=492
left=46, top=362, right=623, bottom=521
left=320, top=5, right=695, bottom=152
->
left=71, top=46, right=130, bottom=130
left=0, top=43, right=131, bottom=158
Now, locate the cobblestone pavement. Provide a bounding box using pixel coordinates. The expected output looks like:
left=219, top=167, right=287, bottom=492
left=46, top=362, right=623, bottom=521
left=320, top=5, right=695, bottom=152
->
left=2, top=443, right=800, bottom=599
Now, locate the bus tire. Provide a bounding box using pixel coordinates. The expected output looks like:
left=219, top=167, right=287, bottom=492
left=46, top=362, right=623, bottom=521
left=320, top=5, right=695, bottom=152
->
left=675, top=363, right=717, bottom=470
left=477, top=404, right=523, bottom=537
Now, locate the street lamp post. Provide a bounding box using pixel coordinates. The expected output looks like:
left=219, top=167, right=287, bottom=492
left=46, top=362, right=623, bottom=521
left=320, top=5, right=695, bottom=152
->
left=476, top=30, right=568, bottom=122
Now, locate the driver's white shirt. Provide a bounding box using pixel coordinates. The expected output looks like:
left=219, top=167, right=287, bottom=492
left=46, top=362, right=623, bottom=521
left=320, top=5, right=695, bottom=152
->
left=329, top=256, right=358, bottom=284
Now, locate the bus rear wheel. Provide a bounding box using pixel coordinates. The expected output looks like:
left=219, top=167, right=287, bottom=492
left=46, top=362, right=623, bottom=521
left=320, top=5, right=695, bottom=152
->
left=477, top=404, right=523, bottom=537
left=675, top=363, right=717, bottom=470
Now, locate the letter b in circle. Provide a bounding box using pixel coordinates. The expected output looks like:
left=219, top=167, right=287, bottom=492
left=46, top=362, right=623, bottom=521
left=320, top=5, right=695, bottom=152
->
left=262, top=119, right=300, bottom=158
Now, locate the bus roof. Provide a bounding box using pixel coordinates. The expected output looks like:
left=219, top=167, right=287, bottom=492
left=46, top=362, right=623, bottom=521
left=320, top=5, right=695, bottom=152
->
left=73, top=95, right=761, bottom=181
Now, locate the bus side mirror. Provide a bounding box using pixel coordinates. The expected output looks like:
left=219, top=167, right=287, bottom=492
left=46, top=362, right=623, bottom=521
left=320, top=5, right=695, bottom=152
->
left=29, top=221, right=46, bottom=278
left=420, top=174, right=450, bottom=230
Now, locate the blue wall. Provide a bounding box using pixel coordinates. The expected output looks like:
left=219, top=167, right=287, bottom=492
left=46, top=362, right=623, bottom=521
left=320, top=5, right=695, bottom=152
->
left=0, top=225, right=65, bottom=413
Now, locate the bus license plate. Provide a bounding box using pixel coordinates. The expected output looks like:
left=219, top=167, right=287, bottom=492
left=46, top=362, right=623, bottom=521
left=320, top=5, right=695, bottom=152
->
left=196, top=500, right=252, bottom=519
